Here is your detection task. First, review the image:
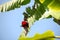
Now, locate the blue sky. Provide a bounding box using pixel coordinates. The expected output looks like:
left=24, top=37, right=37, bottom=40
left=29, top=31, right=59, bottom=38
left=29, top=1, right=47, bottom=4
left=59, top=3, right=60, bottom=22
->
left=0, top=0, right=60, bottom=40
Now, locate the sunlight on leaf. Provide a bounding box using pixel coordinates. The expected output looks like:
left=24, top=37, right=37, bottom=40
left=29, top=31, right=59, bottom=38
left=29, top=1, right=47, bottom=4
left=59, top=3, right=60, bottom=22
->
left=39, top=0, right=60, bottom=25
left=50, top=11, right=60, bottom=20
left=18, top=30, right=55, bottom=40
left=39, top=0, right=45, bottom=3
left=48, top=0, right=60, bottom=11
left=40, top=0, right=60, bottom=11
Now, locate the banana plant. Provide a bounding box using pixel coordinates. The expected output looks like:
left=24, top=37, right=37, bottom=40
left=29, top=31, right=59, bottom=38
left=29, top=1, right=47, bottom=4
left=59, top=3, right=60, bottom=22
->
left=20, top=0, right=60, bottom=38
left=0, top=0, right=60, bottom=40
left=26, top=0, right=60, bottom=28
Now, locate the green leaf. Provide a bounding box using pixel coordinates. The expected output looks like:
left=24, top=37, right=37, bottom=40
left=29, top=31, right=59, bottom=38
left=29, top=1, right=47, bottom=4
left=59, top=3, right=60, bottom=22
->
left=46, top=15, right=52, bottom=18
left=37, top=4, right=46, bottom=14
left=0, top=0, right=30, bottom=12
left=42, top=0, right=53, bottom=6
left=35, top=0, right=40, bottom=3
left=34, top=4, right=46, bottom=20
left=25, top=3, right=46, bottom=27
left=39, top=0, right=60, bottom=25
left=40, top=0, right=60, bottom=11
left=39, top=0, right=53, bottom=11
left=21, top=0, right=30, bottom=5
left=26, top=7, right=33, bottom=17
left=48, top=0, right=60, bottom=11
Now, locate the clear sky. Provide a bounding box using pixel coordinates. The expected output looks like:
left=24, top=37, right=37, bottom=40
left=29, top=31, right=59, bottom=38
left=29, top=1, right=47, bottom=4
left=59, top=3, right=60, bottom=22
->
left=0, top=0, right=60, bottom=40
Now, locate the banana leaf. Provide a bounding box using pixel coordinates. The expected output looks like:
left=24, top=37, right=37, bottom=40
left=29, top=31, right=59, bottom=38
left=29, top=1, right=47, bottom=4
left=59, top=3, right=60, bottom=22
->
left=18, top=30, right=55, bottom=40
left=0, top=0, right=30, bottom=12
